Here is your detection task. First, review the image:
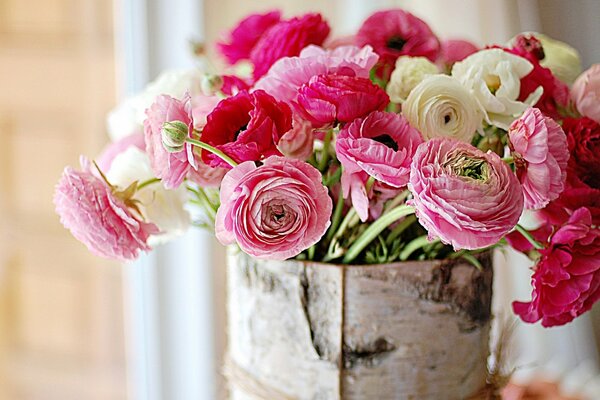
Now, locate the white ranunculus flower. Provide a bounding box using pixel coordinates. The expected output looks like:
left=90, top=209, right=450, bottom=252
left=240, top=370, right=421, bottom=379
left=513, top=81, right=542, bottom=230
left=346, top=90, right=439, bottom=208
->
left=538, top=34, right=582, bottom=85
left=402, top=74, right=482, bottom=143
left=107, top=69, right=205, bottom=141
left=386, top=56, right=439, bottom=103
left=452, top=49, right=542, bottom=130
left=107, top=147, right=190, bottom=245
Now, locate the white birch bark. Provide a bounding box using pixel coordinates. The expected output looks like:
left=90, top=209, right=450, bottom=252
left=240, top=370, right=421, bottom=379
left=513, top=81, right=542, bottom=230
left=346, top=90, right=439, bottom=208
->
left=226, top=247, right=493, bottom=400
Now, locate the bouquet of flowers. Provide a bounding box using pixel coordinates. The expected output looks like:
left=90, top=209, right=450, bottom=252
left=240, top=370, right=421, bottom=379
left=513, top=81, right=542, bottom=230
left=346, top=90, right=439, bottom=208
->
left=55, top=8, right=600, bottom=328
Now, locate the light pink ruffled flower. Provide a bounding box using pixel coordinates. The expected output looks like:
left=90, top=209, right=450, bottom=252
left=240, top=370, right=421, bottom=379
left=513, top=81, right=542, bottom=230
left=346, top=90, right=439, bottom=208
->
left=54, top=158, right=158, bottom=261
left=571, top=64, right=600, bottom=123
left=341, top=170, right=403, bottom=222
left=97, top=132, right=145, bottom=172
left=277, top=117, right=314, bottom=160
left=254, top=44, right=379, bottom=105
left=508, top=107, right=569, bottom=209
left=215, top=156, right=332, bottom=260
left=409, top=138, right=524, bottom=250
left=336, top=111, right=423, bottom=188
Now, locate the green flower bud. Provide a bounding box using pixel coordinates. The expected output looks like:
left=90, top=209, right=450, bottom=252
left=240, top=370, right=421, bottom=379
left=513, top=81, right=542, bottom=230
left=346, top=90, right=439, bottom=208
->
left=161, top=121, right=188, bottom=153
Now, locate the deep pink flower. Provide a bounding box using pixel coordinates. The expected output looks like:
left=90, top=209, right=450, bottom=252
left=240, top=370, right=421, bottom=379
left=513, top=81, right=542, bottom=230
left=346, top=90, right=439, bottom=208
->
left=216, top=11, right=281, bottom=65
left=296, top=74, right=389, bottom=127
left=54, top=158, right=158, bottom=261
left=250, top=13, right=330, bottom=79
left=571, top=64, right=600, bottom=123
left=563, top=117, right=600, bottom=189
left=356, top=9, right=440, bottom=72
left=220, top=75, right=250, bottom=96
left=215, top=156, right=332, bottom=259
left=541, top=187, right=600, bottom=227
left=336, top=111, right=423, bottom=187
left=254, top=44, right=379, bottom=105
left=408, top=138, right=524, bottom=250
left=439, top=39, right=478, bottom=66
left=144, top=95, right=196, bottom=189
left=508, top=107, right=568, bottom=209
left=97, top=132, right=145, bottom=172
left=200, top=90, right=293, bottom=168
left=513, top=207, right=600, bottom=327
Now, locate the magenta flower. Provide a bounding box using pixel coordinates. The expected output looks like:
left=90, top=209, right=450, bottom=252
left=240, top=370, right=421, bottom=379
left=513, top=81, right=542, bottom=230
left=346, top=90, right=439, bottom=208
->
left=54, top=158, right=158, bottom=261
left=409, top=138, right=524, bottom=250
left=296, top=74, right=389, bottom=127
left=513, top=207, right=600, bottom=327
left=508, top=107, right=569, bottom=209
left=250, top=13, right=330, bottom=79
left=215, top=156, right=332, bottom=260
left=216, top=11, right=281, bottom=65
left=254, top=44, right=379, bottom=105
left=356, top=9, right=440, bottom=68
left=439, top=39, right=479, bottom=66
left=200, top=90, right=293, bottom=168
left=337, top=111, right=423, bottom=188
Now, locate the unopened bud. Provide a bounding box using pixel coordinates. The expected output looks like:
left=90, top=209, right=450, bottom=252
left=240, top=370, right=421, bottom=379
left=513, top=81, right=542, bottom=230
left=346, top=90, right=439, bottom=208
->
left=201, top=74, right=224, bottom=96
left=161, top=121, right=188, bottom=153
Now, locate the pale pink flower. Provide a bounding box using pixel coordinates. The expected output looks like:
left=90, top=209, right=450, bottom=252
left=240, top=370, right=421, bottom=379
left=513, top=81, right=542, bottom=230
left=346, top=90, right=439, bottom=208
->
left=336, top=111, right=423, bottom=188
left=54, top=158, right=158, bottom=261
left=215, top=156, right=332, bottom=260
left=341, top=170, right=402, bottom=222
left=409, top=138, right=524, bottom=250
left=277, top=117, right=314, bottom=160
left=508, top=107, right=569, bottom=209
left=571, top=64, right=600, bottom=123
left=253, top=44, right=379, bottom=105
left=96, top=132, right=145, bottom=172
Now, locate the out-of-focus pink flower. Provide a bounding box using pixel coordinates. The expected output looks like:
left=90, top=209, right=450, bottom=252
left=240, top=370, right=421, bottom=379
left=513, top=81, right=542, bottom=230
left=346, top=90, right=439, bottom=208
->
left=54, top=158, right=158, bottom=261
left=563, top=117, right=600, bottom=190
left=144, top=94, right=196, bottom=189
left=215, top=156, right=332, bottom=259
left=541, top=186, right=600, bottom=227
left=439, top=39, right=478, bottom=66
left=356, top=9, right=440, bottom=71
left=408, top=138, right=524, bottom=250
left=191, top=95, right=221, bottom=130
left=296, top=74, right=389, bottom=127
left=508, top=107, right=569, bottom=209
left=277, top=117, right=314, bottom=160
left=220, top=75, right=250, bottom=96
left=216, top=11, right=281, bottom=65
left=200, top=90, right=292, bottom=168
left=250, top=13, right=330, bottom=79
left=97, top=133, right=145, bottom=172
left=513, top=207, right=600, bottom=327
left=324, top=35, right=357, bottom=50
left=254, top=44, right=379, bottom=105
left=571, top=64, right=600, bottom=124
left=336, top=111, right=423, bottom=187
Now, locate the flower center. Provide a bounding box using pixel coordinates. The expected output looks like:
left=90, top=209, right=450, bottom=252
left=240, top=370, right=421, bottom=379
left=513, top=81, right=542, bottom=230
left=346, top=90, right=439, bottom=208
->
left=386, top=36, right=406, bottom=51
left=372, top=134, right=399, bottom=151
left=484, top=74, right=501, bottom=94
left=446, top=153, right=490, bottom=181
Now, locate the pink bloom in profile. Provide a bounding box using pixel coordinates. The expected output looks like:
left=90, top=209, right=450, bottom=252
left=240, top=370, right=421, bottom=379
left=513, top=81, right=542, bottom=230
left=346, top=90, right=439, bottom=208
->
left=201, top=90, right=293, bottom=168
left=254, top=44, right=379, bottom=105
left=277, top=117, right=314, bottom=160
left=296, top=74, right=389, bottom=127
left=54, top=158, right=158, bottom=261
left=341, top=170, right=403, bottom=222
left=215, top=156, right=332, bottom=260
left=216, top=11, right=281, bottom=65
left=439, top=39, right=478, bottom=66
left=571, top=64, right=600, bottom=124
left=513, top=207, right=600, bottom=327
left=336, top=111, right=423, bottom=188
left=97, top=132, right=145, bottom=172
left=144, top=94, right=195, bottom=189
left=250, top=13, right=330, bottom=79
left=324, top=35, right=357, bottom=50
left=508, top=107, right=569, bottom=209
left=409, top=138, right=524, bottom=250
left=356, top=9, right=440, bottom=67
left=220, top=75, right=250, bottom=96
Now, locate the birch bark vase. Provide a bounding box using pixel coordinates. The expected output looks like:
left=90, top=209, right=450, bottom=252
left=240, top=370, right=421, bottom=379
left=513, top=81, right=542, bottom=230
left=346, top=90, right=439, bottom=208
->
left=226, top=247, right=493, bottom=400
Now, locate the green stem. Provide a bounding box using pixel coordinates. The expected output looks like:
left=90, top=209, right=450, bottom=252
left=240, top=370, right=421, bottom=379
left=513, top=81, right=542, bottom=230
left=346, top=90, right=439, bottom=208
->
left=307, top=245, right=316, bottom=261
left=343, top=205, right=415, bottom=264
left=365, top=176, right=376, bottom=193
left=137, top=177, right=161, bottom=191
left=400, top=235, right=439, bottom=261
left=188, top=186, right=217, bottom=222
left=326, top=187, right=346, bottom=241
left=318, top=129, right=333, bottom=171
left=515, top=224, right=544, bottom=250
left=186, top=138, right=238, bottom=168
left=323, top=166, right=342, bottom=187
left=324, top=208, right=359, bottom=262
left=383, top=190, right=410, bottom=213
left=385, top=214, right=417, bottom=246
left=502, top=156, right=514, bottom=164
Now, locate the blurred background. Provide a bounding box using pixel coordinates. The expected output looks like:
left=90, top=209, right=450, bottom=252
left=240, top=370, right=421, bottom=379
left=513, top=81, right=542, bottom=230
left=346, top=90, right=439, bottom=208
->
left=0, top=0, right=600, bottom=399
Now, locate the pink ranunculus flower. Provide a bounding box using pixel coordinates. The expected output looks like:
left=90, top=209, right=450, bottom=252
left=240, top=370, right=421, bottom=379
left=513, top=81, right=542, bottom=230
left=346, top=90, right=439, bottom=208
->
left=254, top=44, right=379, bottom=105
left=277, top=117, right=314, bottom=160
left=296, top=74, right=389, bottom=127
left=508, top=107, right=569, bottom=210
left=144, top=94, right=196, bottom=189
left=216, top=11, right=282, bottom=65
left=571, top=64, right=600, bottom=124
left=54, top=157, right=159, bottom=261
left=336, top=111, right=423, bottom=188
left=408, top=138, right=524, bottom=250
left=513, top=207, right=600, bottom=327
left=340, top=170, right=403, bottom=222
left=439, top=39, right=479, bottom=66
left=96, top=132, right=145, bottom=172
left=250, top=13, right=330, bottom=80
left=215, top=156, right=332, bottom=260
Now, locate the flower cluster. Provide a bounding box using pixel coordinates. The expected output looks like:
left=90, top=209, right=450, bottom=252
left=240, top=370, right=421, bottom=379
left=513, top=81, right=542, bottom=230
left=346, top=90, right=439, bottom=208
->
left=55, top=9, right=600, bottom=327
